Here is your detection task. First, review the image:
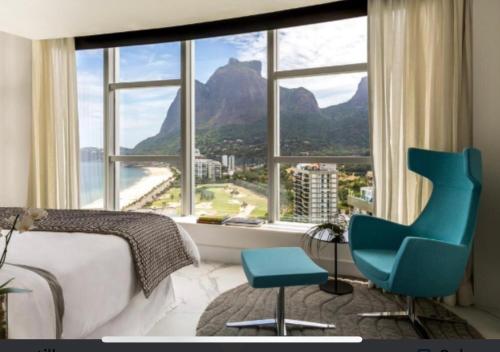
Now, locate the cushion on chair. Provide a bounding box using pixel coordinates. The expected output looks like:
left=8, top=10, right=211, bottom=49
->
left=241, top=247, right=328, bottom=289
left=352, top=249, right=398, bottom=282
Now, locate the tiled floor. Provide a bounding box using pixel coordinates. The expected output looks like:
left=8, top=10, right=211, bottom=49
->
left=147, top=262, right=247, bottom=336
left=147, top=262, right=500, bottom=338
left=447, top=305, right=500, bottom=339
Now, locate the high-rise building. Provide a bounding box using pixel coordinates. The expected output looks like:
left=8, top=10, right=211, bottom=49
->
left=221, top=155, right=228, bottom=167
left=227, top=155, right=235, bottom=172
left=195, top=159, right=222, bottom=181
left=293, top=163, right=337, bottom=223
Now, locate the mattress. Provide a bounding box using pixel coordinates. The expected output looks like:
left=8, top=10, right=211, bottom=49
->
left=0, top=224, right=198, bottom=338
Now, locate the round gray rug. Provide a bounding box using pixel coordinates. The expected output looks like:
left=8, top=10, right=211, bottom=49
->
left=196, top=280, right=482, bottom=338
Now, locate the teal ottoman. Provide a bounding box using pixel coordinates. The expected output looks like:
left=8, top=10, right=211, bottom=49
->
left=226, top=247, right=335, bottom=336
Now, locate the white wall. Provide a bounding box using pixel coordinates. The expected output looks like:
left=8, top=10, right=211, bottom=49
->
left=0, top=31, right=32, bottom=207
left=472, top=0, right=500, bottom=318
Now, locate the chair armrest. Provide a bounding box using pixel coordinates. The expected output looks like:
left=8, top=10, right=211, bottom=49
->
left=348, top=214, right=410, bottom=251
left=390, top=237, right=469, bottom=297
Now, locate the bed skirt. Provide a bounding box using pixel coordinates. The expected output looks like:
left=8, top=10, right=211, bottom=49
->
left=83, top=276, right=176, bottom=339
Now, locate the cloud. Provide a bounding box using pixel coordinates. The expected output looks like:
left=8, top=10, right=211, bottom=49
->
left=216, top=32, right=267, bottom=71
left=119, top=43, right=181, bottom=81
left=119, top=88, right=178, bottom=148
left=278, top=17, right=367, bottom=70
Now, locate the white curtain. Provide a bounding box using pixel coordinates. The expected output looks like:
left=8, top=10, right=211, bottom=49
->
left=369, top=0, right=472, bottom=304
left=29, top=38, right=80, bottom=209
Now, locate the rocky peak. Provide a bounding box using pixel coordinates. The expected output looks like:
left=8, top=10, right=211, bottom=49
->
left=227, top=58, right=262, bottom=75
left=348, top=76, right=368, bottom=106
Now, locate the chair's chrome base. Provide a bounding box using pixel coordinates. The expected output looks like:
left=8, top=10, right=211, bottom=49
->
left=359, top=309, right=431, bottom=339
left=358, top=296, right=466, bottom=339
left=226, top=319, right=335, bottom=331
left=226, top=287, right=335, bottom=336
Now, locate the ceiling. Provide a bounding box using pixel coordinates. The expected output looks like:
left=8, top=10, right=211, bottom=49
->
left=0, top=0, right=335, bottom=40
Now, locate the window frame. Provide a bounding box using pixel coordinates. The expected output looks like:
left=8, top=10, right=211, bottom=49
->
left=102, top=43, right=193, bottom=213
left=96, top=25, right=370, bottom=223
left=267, top=28, right=370, bottom=222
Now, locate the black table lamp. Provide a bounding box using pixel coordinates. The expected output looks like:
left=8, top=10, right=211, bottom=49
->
left=301, top=217, right=353, bottom=295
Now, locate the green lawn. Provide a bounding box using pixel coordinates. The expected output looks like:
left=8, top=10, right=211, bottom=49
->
left=148, top=183, right=267, bottom=219
left=149, top=187, right=182, bottom=215
left=195, top=183, right=268, bottom=219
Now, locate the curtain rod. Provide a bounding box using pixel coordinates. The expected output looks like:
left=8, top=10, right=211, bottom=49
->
left=75, top=0, right=366, bottom=50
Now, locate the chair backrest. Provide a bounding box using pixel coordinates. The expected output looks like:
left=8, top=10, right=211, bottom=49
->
left=408, top=148, right=482, bottom=247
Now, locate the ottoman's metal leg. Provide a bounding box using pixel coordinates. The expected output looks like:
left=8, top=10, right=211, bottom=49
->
left=226, top=319, right=276, bottom=328
left=285, top=319, right=336, bottom=329
left=226, top=286, right=335, bottom=336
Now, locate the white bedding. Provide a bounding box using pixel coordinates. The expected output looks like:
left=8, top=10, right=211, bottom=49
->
left=0, top=224, right=199, bottom=339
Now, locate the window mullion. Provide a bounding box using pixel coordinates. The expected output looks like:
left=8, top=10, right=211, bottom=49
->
left=112, top=48, right=120, bottom=210
left=104, top=47, right=118, bottom=211
left=274, top=156, right=372, bottom=164
left=267, top=30, right=280, bottom=223
left=273, top=63, right=367, bottom=79
left=109, top=155, right=180, bottom=163
left=180, top=41, right=195, bottom=216
left=109, top=79, right=182, bottom=90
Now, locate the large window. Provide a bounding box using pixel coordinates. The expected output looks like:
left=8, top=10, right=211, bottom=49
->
left=77, top=42, right=183, bottom=215
left=77, top=49, right=105, bottom=209
left=113, top=43, right=182, bottom=216
left=193, top=32, right=268, bottom=219
left=272, top=17, right=372, bottom=223
left=76, top=15, right=372, bottom=224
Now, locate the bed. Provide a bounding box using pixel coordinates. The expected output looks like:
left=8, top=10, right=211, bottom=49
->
left=0, top=220, right=199, bottom=339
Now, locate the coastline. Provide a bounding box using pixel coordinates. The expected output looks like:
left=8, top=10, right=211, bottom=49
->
left=82, top=166, right=172, bottom=209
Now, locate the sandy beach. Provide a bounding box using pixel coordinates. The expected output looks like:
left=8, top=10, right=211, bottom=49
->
left=82, top=166, right=172, bottom=209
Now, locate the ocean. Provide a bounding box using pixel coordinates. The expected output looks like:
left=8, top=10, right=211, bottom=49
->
left=80, top=161, right=148, bottom=207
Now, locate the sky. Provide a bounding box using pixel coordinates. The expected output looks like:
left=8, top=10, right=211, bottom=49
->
left=77, top=16, right=367, bottom=149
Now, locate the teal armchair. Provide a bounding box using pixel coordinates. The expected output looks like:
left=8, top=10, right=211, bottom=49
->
left=349, top=148, right=482, bottom=338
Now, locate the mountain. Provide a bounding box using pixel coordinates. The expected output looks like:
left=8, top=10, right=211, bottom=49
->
left=320, top=76, right=369, bottom=155
left=132, top=58, right=369, bottom=163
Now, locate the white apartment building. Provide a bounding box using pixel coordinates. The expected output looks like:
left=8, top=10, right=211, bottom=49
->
left=195, top=158, right=222, bottom=181
left=293, top=163, right=338, bottom=223
left=227, top=155, right=235, bottom=172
